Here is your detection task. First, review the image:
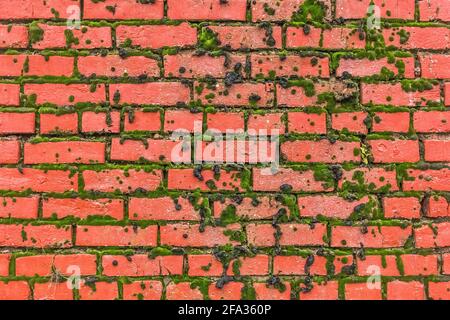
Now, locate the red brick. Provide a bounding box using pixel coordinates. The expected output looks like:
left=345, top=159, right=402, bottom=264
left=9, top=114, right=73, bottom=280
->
left=76, top=225, right=157, bottom=247
left=24, top=83, right=106, bottom=106
left=0, top=168, right=77, bottom=193
left=281, top=140, right=360, bottom=163
left=419, top=54, right=450, bottom=79
left=122, top=281, right=162, bottom=300
left=273, top=255, right=327, bottom=275
left=210, top=25, right=282, bottom=50
left=246, top=223, right=327, bottom=247
left=414, top=111, right=450, bottom=133
left=252, top=0, right=332, bottom=22
left=0, top=281, right=29, bottom=300
left=0, top=25, right=28, bottom=48
left=160, top=223, right=241, bottom=247
left=253, top=167, right=333, bottom=192
left=82, top=169, right=162, bottom=193
left=288, top=112, right=327, bottom=134
left=42, top=198, right=123, bottom=220
left=40, top=113, right=78, bottom=135
left=247, top=113, right=285, bottom=135
left=401, top=254, right=438, bottom=276
left=339, top=167, right=399, bottom=192
left=442, top=254, right=450, bottom=274
left=0, top=196, right=39, bottom=219
left=298, top=195, right=371, bottom=219
left=165, top=282, right=204, bottom=300
left=331, top=225, right=412, bottom=248
left=0, top=224, right=72, bottom=248
left=0, top=0, right=79, bottom=19
left=361, top=83, right=441, bottom=106
left=332, top=112, right=368, bottom=134
left=78, top=55, right=160, bottom=78
left=0, top=84, right=20, bottom=106
left=0, top=139, right=20, bottom=164
left=129, top=197, right=198, bottom=221
left=373, top=112, right=410, bottom=133
left=124, top=110, right=161, bottom=132
left=84, top=0, right=164, bottom=20
left=0, top=112, right=35, bottom=134
left=403, top=169, right=450, bottom=191
left=209, top=282, right=243, bottom=300
left=254, top=282, right=291, bottom=300
left=102, top=255, right=183, bottom=276
left=337, top=57, right=414, bottom=78
left=357, top=255, right=400, bottom=276
left=81, top=111, right=120, bottom=134
left=428, top=282, right=450, bottom=300
left=336, top=0, right=415, bottom=19
left=195, top=82, right=274, bottom=107
left=24, top=141, right=105, bottom=164
left=187, top=255, right=223, bottom=277
left=321, top=28, right=366, bottom=49
left=164, top=109, right=202, bottom=133
left=345, top=282, right=382, bottom=300
left=227, top=255, right=269, bottom=276
left=167, top=0, right=247, bottom=21
left=383, top=27, right=450, bottom=50
left=427, top=196, right=450, bottom=218
left=419, top=0, right=450, bottom=21
left=286, top=26, right=322, bottom=48
left=383, top=197, right=421, bottom=219
left=110, top=83, right=190, bottom=106
left=168, top=169, right=243, bottom=191
left=369, top=140, right=420, bottom=163
left=206, top=112, right=245, bottom=133
left=33, top=282, right=74, bottom=300
left=16, top=254, right=97, bottom=277
left=415, top=222, right=450, bottom=248
left=0, top=55, right=73, bottom=77
left=0, top=55, right=26, bottom=76
left=334, top=255, right=354, bottom=274
left=78, top=282, right=118, bottom=300
left=32, top=25, right=112, bottom=49
left=424, top=140, right=450, bottom=162
left=0, top=254, right=10, bottom=276
left=299, top=281, right=339, bottom=300
left=116, top=23, right=197, bottom=49
left=446, top=83, right=450, bottom=106
left=214, top=196, right=289, bottom=220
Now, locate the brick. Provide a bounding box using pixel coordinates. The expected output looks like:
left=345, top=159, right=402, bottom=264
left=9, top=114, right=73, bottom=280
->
left=253, top=167, right=333, bottom=192
left=273, top=255, right=327, bottom=275
left=331, top=225, right=412, bottom=248
left=160, top=223, right=241, bottom=247
left=424, top=140, right=450, bottom=162
left=400, top=254, right=438, bottom=276
left=286, top=26, right=322, bottom=48
left=0, top=196, right=39, bottom=219
left=281, top=140, right=360, bottom=163
left=442, top=254, right=450, bottom=274
left=334, top=255, right=354, bottom=274
left=33, top=282, right=73, bottom=300
left=78, top=282, right=118, bottom=300
left=210, top=25, right=282, bottom=50
left=299, top=281, right=339, bottom=300
left=246, top=223, right=327, bottom=247
left=81, top=111, right=120, bottom=134
left=165, top=282, right=204, bottom=300
left=102, top=255, right=183, bottom=276
left=321, top=28, right=366, bottom=49
left=0, top=281, right=29, bottom=300
left=227, top=255, right=269, bottom=276
left=167, top=0, right=247, bottom=21
left=209, top=282, right=243, bottom=300
left=336, top=0, right=415, bottom=19
left=383, top=197, right=421, bottom=219
left=164, top=109, right=203, bottom=133
left=164, top=53, right=245, bottom=78
left=82, top=169, right=162, bottom=193
left=0, top=168, right=77, bottom=193
left=0, top=25, right=28, bottom=48
left=339, top=167, right=399, bottom=192
left=361, top=83, right=441, bottom=106
left=419, top=0, right=450, bottom=21
left=76, top=225, right=157, bottom=247
left=298, top=195, right=371, bottom=219
left=288, top=112, right=327, bottom=134
left=0, top=224, right=72, bottom=248
left=84, top=0, right=164, bottom=20
left=0, top=0, right=79, bottom=19
left=206, top=112, right=245, bottom=133
left=247, top=113, right=285, bottom=135
left=24, top=141, right=105, bottom=164
left=427, top=196, right=450, bottom=218
left=254, top=282, right=291, bottom=300
left=373, top=112, right=410, bottom=133
left=0, top=139, right=20, bottom=164
left=419, top=54, right=450, bottom=79
left=0, top=84, right=20, bottom=106
left=78, top=55, right=160, bottom=78
left=252, top=0, right=332, bottom=22
left=0, top=55, right=73, bottom=77
left=415, top=222, right=450, bottom=248
left=0, top=112, right=35, bottom=134
left=345, top=282, right=382, bottom=300
left=214, top=196, right=289, bottom=220
left=414, top=111, right=450, bottom=133
left=428, top=282, right=450, bottom=300
left=24, top=83, right=106, bottom=106
left=357, top=255, right=400, bottom=276
left=110, top=83, right=190, bottom=106
left=40, top=113, right=78, bottom=135
left=129, top=197, right=199, bottom=221
left=368, top=140, right=420, bottom=163
left=16, top=254, right=97, bottom=277
left=446, top=83, right=450, bottom=106
left=0, top=254, right=10, bottom=276
left=168, top=169, right=243, bottom=191
left=403, top=169, right=450, bottom=192
left=383, top=27, right=450, bottom=50
left=187, top=255, right=223, bottom=277
left=122, top=281, right=162, bottom=300
left=195, top=82, right=274, bottom=107
left=116, top=23, right=197, bottom=49
left=337, top=57, right=415, bottom=78
left=32, top=25, right=112, bottom=49
left=124, top=110, right=161, bottom=132
left=42, top=198, right=123, bottom=220
left=332, top=112, right=368, bottom=134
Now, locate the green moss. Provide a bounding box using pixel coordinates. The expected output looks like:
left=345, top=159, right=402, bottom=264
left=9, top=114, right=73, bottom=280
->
left=64, top=29, right=80, bottom=48
left=198, top=27, right=220, bottom=51
left=286, top=79, right=316, bottom=97
left=401, top=79, right=437, bottom=93
left=219, top=205, right=239, bottom=226
left=29, top=22, right=44, bottom=45
left=148, top=247, right=173, bottom=259
left=291, top=0, right=326, bottom=24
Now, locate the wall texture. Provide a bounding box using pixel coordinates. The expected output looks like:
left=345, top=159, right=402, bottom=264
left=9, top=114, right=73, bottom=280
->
left=0, top=0, right=449, bottom=300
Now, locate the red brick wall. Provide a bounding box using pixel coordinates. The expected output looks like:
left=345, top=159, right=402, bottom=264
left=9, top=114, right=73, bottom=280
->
left=0, top=0, right=448, bottom=300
